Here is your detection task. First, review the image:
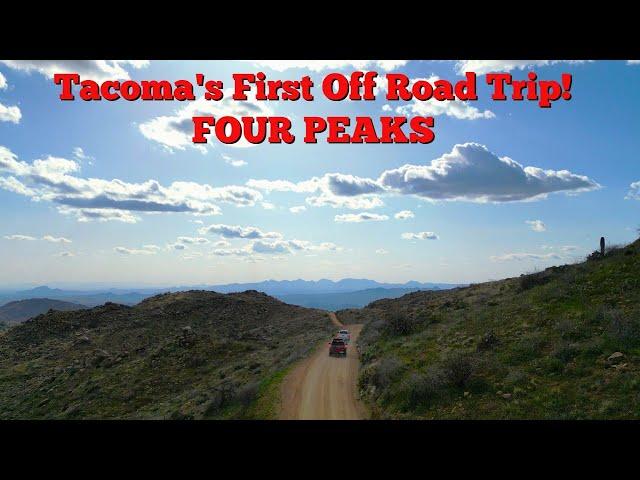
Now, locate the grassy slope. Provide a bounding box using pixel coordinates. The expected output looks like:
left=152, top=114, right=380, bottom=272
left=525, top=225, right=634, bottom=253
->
left=353, top=239, right=640, bottom=419
left=0, top=290, right=333, bottom=419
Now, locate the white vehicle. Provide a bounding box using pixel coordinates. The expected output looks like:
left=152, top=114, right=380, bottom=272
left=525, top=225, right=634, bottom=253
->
left=337, top=329, right=350, bottom=344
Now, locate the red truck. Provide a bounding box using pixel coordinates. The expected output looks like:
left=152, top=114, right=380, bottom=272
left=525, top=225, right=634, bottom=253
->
left=329, top=338, right=347, bottom=357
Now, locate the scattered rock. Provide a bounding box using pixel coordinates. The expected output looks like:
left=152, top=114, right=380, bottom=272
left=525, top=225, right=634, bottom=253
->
left=463, top=391, right=470, bottom=397
left=607, top=352, right=625, bottom=364
left=502, top=393, right=512, bottom=400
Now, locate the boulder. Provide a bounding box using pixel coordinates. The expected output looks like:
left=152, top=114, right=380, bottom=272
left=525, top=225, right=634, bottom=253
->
left=607, top=352, right=625, bottom=363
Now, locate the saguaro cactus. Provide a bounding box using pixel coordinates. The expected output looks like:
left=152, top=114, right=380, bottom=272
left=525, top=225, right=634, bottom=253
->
left=600, top=237, right=605, bottom=256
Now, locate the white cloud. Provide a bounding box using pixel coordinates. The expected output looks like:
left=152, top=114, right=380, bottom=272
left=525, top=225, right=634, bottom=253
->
left=0, top=72, right=22, bottom=123
left=61, top=208, right=139, bottom=224
left=384, top=75, right=495, bottom=120
left=0, top=176, right=34, bottom=195
left=261, top=202, right=276, bottom=210
left=213, top=240, right=230, bottom=248
left=247, top=175, right=385, bottom=210
left=626, top=181, right=640, bottom=200
left=306, top=194, right=384, bottom=210
left=526, top=220, right=547, bottom=232
left=628, top=61, right=640, bottom=65
left=0, top=102, right=21, bottom=123
left=377, top=143, right=599, bottom=202
left=168, top=243, right=187, bottom=251
left=248, top=60, right=407, bottom=72
left=42, top=235, right=72, bottom=243
left=334, top=212, right=389, bottom=223
left=54, top=251, right=75, bottom=258
left=0, top=60, right=149, bottom=81
left=177, top=236, right=209, bottom=245
left=72, top=147, right=94, bottom=165
left=375, top=248, right=389, bottom=254
left=394, top=210, right=414, bottom=220
left=401, top=232, right=438, bottom=240
left=0, top=145, right=264, bottom=223
left=142, top=244, right=161, bottom=252
left=222, top=154, right=247, bottom=167
left=289, top=205, right=306, bottom=214
left=249, top=143, right=598, bottom=206
left=490, top=252, right=562, bottom=262
left=114, top=246, right=158, bottom=255
left=455, top=60, right=589, bottom=75
left=139, top=90, right=273, bottom=152
left=3, top=234, right=36, bottom=241
left=198, top=223, right=282, bottom=240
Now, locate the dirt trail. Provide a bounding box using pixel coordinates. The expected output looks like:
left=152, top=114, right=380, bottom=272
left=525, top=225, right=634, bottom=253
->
left=279, top=313, right=366, bottom=420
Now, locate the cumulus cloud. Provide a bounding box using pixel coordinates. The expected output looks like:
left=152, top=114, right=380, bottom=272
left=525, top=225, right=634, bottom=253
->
left=114, top=245, right=158, bottom=255
left=212, top=238, right=340, bottom=258
left=0, top=60, right=149, bottom=81
left=249, top=144, right=598, bottom=206
left=490, top=252, right=562, bottom=262
left=42, top=235, right=72, bottom=243
left=248, top=174, right=384, bottom=210
left=394, top=210, right=414, bottom=220
left=289, top=205, right=306, bottom=214
left=376, top=248, right=389, bottom=254
left=0, top=102, right=21, bottom=123
left=3, top=234, right=36, bottom=241
left=221, top=154, right=247, bottom=167
left=247, top=60, right=407, bottom=72
left=54, top=251, right=75, bottom=258
left=0, top=72, right=22, bottom=123
left=0, top=145, right=263, bottom=223
left=625, top=181, right=640, bottom=200
left=306, top=194, right=384, bottom=210
left=455, top=60, right=589, bottom=75
left=334, top=212, right=389, bottom=223
left=139, top=91, right=273, bottom=152
left=401, top=232, right=438, bottom=240
left=177, top=236, right=209, bottom=245
left=198, top=223, right=282, bottom=240
left=377, top=143, right=599, bottom=202
left=526, top=220, right=547, bottom=232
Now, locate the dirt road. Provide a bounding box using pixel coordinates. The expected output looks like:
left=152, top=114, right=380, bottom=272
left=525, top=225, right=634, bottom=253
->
left=279, top=313, right=366, bottom=420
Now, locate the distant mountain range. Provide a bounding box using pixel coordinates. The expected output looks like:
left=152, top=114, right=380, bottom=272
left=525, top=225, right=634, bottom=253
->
left=0, top=279, right=462, bottom=312
left=0, top=298, right=86, bottom=325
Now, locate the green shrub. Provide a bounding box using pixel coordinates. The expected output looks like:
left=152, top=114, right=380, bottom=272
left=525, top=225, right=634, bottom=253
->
left=519, top=271, right=552, bottom=291
left=477, top=330, right=500, bottom=351
left=235, top=381, right=260, bottom=407
left=401, top=368, right=444, bottom=409
left=371, top=357, right=403, bottom=390
left=606, top=309, right=640, bottom=348
left=441, top=352, right=476, bottom=389
left=384, top=308, right=415, bottom=336
left=553, top=342, right=580, bottom=363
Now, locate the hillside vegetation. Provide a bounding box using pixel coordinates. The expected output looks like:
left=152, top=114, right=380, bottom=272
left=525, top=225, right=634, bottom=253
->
left=0, top=290, right=332, bottom=419
left=353, top=239, right=640, bottom=419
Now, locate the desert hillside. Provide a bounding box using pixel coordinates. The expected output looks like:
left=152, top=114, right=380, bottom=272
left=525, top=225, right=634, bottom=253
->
left=351, top=239, right=640, bottom=419
left=0, top=290, right=333, bottom=419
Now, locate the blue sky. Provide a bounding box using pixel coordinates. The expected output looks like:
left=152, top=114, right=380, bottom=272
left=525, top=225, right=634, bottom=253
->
left=0, top=60, right=638, bottom=288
